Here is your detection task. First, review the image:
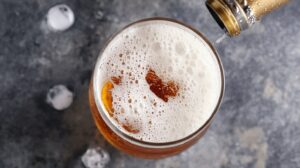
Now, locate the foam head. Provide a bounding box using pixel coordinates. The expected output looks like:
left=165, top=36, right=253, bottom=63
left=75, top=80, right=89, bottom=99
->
left=94, top=20, right=223, bottom=143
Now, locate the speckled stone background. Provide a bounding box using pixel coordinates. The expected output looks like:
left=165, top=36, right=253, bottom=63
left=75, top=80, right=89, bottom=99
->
left=0, top=0, right=300, bottom=168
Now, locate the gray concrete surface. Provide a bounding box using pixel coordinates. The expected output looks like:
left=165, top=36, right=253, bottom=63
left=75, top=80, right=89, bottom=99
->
left=0, top=0, right=299, bottom=167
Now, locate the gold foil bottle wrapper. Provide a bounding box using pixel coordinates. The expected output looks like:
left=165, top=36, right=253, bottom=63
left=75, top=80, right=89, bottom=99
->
left=206, top=0, right=290, bottom=36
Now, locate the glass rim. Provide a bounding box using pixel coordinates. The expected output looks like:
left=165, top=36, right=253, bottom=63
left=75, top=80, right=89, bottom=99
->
left=92, top=17, right=225, bottom=148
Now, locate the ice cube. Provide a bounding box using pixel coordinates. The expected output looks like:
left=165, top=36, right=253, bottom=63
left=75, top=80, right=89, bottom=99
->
left=46, top=85, right=74, bottom=110
left=81, top=147, right=110, bottom=168
left=46, top=4, right=75, bottom=32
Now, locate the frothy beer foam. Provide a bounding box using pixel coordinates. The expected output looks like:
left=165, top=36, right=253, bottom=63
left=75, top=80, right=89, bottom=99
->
left=94, top=20, right=222, bottom=143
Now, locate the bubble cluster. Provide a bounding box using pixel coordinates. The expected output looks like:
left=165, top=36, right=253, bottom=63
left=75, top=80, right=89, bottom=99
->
left=95, top=20, right=222, bottom=143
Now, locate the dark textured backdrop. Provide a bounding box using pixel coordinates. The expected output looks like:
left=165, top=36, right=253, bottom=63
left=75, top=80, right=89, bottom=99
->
left=0, top=0, right=300, bottom=167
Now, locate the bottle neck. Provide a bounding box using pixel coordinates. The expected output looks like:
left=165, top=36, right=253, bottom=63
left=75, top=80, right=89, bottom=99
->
left=248, top=0, right=289, bottom=19
left=206, top=0, right=289, bottom=37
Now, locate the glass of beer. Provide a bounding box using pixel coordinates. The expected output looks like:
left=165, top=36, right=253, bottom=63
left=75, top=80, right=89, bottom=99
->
left=89, top=18, right=224, bottom=159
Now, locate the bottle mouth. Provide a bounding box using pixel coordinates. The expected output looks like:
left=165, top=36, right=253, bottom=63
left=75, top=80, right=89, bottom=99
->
left=206, top=1, right=227, bottom=32
left=206, top=0, right=257, bottom=37
left=206, top=0, right=241, bottom=37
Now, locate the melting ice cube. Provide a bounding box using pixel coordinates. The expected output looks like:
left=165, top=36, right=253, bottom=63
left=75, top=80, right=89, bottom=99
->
left=46, top=4, right=75, bottom=32
left=46, top=85, right=74, bottom=110
left=81, top=147, right=110, bottom=168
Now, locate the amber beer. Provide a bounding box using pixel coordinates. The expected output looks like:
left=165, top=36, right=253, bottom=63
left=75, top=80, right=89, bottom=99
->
left=89, top=18, right=224, bottom=158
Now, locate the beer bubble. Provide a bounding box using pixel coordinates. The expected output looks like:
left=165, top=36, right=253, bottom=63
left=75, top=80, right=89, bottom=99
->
left=187, top=67, right=193, bottom=75
left=191, top=52, right=197, bottom=59
left=190, top=61, right=196, bottom=66
left=175, top=42, right=186, bottom=55
left=152, top=42, right=161, bottom=52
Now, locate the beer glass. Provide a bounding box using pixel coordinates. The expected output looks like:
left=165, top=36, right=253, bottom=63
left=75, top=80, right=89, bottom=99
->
left=89, top=18, right=224, bottom=159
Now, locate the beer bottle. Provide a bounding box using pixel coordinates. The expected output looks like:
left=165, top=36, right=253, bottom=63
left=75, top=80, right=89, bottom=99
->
left=206, top=0, right=290, bottom=36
